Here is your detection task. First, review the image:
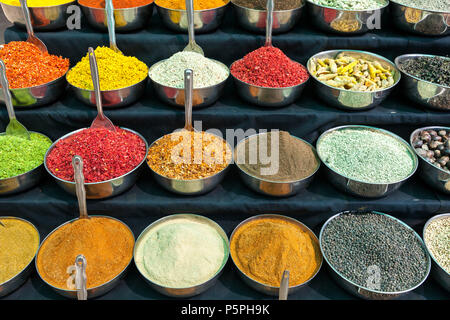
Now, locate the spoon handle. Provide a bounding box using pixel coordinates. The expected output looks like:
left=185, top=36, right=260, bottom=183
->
left=105, top=0, right=117, bottom=50
left=19, top=0, right=34, bottom=39
left=75, top=255, right=87, bottom=300
left=88, top=47, right=104, bottom=120
left=279, top=270, right=289, bottom=300
left=265, top=0, right=274, bottom=47
left=0, top=60, right=16, bottom=121
left=184, top=69, right=193, bottom=131
left=186, top=0, right=195, bottom=46
left=72, top=156, right=88, bottom=220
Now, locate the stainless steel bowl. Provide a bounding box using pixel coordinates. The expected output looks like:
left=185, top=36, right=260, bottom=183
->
left=0, top=217, right=40, bottom=298
left=320, top=210, right=431, bottom=300
left=307, top=50, right=401, bottom=111
left=390, top=1, right=450, bottom=36
left=0, top=132, right=52, bottom=196
left=134, top=214, right=229, bottom=298
left=44, top=127, right=148, bottom=199
left=423, top=213, right=450, bottom=292
left=316, top=125, right=418, bottom=198
left=230, top=214, right=323, bottom=296
left=231, top=1, right=304, bottom=34
left=395, top=54, right=450, bottom=112
left=79, top=2, right=154, bottom=32
left=234, top=133, right=320, bottom=197
left=35, top=215, right=134, bottom=299
left=306, top=0, right=388, bottom=34
left=1, top=1, right=76, bottom=31
left=149, top=59, right=229, bottom=108
left=410, top=126, right=450, bottom=194
left=156, top=1, right=229, bottom=33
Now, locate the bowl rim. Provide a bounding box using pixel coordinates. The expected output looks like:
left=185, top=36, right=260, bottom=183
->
left=389, top=0, right=450, bottom=15
left=316, top=125, right=419, bottom=185
left=423, top=213, right=450, bottom=277
left=306, top=0, right=389, bottom=12
left=44, top=127, right=149, bottom=185
left=320, top=210, right=431, bottom=296
left=234, top=132, right=321, bottom=184
left=77, top=0, right=154, bottom=10
left=307, top=49, right=401, bottom=94
left=231, top=0, right=305, bottom=13
left=155, top=0, right=230, bottom=12
left=133, top=213, right=230, bottom=290
left=0, top=0, right=76, bottom=9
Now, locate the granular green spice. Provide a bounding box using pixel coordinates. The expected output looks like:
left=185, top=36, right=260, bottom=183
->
left=232, top=0, right=303, bottom=10
left=309, top=0, right=387, bottom=10
left=391, top=0, right=449, bottom=12
left=0, top=133, right=52, bottom=179
left=424, top=216, right=450, bottom=274
left=400, top=56, right=450, bottom=87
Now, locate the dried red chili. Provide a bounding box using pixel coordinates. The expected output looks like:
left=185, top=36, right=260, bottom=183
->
left=78, top=0, right=153, bottom=9
left=46, top=127, right=146, bottom=183
left=231, top=46, right=309, bottom=88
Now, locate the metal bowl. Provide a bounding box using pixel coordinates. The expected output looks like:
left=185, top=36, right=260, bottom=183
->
left=35, top=215, right=134, bottom=299
left=156, top=1, right=229, bottom=33
left=229, top=214, right=323, bottom=296
left=44, top=127, right=148, bottom=199
left=423, top=213, right=450, bottom=292
left=316, top=125, right=418, bottom=198
left=306, top=0, right=388, bottom=34
left=307, top=50, right=401, bottom=111
left=395, top=54, right=450, bottom=112
left=0, top=217, right=40, bottom=298
left=231, top=1, right=304, bottom=34
left=410, top=126, right=450, bottom=194
left=134, top=214, right=229, bottom=298
left=0, top=132, right=52, bottom=196
left=149, top=59, right=229, bottom=108
left=390, top=1, right=449, bottom=36
left=234, top=133, right=320, bottom=197
left=320, top=210, right=431, bottom=300
left=79, top=1, right=154, bottom=32
left=1, top=1, right=76, bottom=31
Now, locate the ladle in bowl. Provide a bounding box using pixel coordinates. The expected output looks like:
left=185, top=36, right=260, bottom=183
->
left=265, top=0, right=274, bottom=47
left=106, top=0, right=123, bottom=54
left=279, top=270, right=289, bottom=300
left=19, top=0, right=47, bottom=53
left=183, top=0, right=204, bottom=55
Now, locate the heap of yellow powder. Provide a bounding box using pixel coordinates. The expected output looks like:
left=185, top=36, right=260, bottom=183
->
left=0, top=0, right=73, bottom=6
left=155, top=0, right=228, bottom=10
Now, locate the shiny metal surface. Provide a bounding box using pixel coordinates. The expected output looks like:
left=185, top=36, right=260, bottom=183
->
left=35, top=215, right=134, bottom=299
left=156, top=2, right=228, bottom=33
left=0, top=132, right=51, bottom=196
left=234, top=133, right=320, bottom=197
left=80, top=2, right=153, bottom=32
left=0, top=217, right=40, bottom=297
left=230, top=214, right=322, bottom=296
left=1, top=1, right=76, bottom=31
left=410, top=127, right=450, bottom=194
left=395, top=54, right=450, bottom=111
left=307, top=50, right=401, bottom=111
left=231, top=1, right=304, bottom=34
left=306, top=0, right=388, bottom=34
left=44, top=128, right=148, bottom=199
left=390, top=1, right=449, bottom=36
left=320, top=210, right=431, bottom=300
left=317, top=125, right=418, bottom=198
left=423, top=213, right=450, bottom=292
left=134, top=214, right=229, bottom=298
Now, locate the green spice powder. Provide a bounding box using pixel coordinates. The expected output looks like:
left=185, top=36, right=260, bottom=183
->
left=425, top=217, right=450, bottom=274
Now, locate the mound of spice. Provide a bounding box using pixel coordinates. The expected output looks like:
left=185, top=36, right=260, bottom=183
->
left=412, top=129, right=450, bottom=172
left=67, top=46, right=148, bottom=91
left=232, top=0, right=303, bottom=10
left=0, top=218, right=39, bottom=284
left=0, top=41, right=69, bottom=89
left=231, top=217, right=321, bottom=287
left=391, top=0, right=449, bottom=12
left=147, top=131, right=231, bottom=180
left=78, top=0, right=153, bottom=8
left=155, top=0, right=228, bottom=10
left=317, top=127, right=415, bottom=184
left=0, top=133, right=52, bottom=179
left=46, top=127, right=146, bottom=183
left=36, top=217, right=134, bottom=289
left=424, top=216, right=450, bottom=274
left=400, top=56, right=450, bottom=87
left=135, top=216, right=227, bottom=288
left=0, top=0, right=73, bottom=6
left=309, top=0, right=387, bottom=10
left=321, top=212, right=429, bottom=292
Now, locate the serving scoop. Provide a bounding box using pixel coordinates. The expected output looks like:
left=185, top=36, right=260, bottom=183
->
left=279, top=270, right=289, bottom=300
left=106, top=0, right=123, bottom=54
left=183, top=0, right=204, bottom=55
left=183, top=69, right=195, bottom=132
left=265, top=0, right=274, bottom=47
left=19, top=0, right=47, bottom=53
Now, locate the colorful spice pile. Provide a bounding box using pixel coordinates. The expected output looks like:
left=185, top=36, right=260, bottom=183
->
left=424, top=216, right=450, bottom=274
left=0, top=41, right=69, bottom=89
left=412, top=129, right=450, bottom=172
left=400, top=56, right=450, bottom=87
left=330, top=12, right=361, bottom=32
left=309, top=0, right=387, bottom=10
left=231, top=217, right=321, bottom=287
left=135, top=216, right=227, bottom=288
left=0, top=218, right=39, bottom=284
left=46, top=127, right=146, bottom=183
left=0, top=0, right=73, bottom=6
left=150, top=52, right=229, bottom=89
left=155, top=0, right=228, bottom=10
left=321, top=212, right=429, bottom=292
left=147, top=131, right=231, bottom=180
left=0, top=133, right=52, bottom=180
left=231, top=46, right=309, bottom=88
left=67, top=47, right=148, bottom=91
left=392, top=0, right=450, bottom=12
left=78, top=0, right=153, bottom=8
left=232, top=0, right=303, bottom=10
left=36, top=217, right=134, bottom=289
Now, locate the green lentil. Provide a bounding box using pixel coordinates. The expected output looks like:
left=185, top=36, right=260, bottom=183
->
left=392, top=0, right=449, bottom=12
left=424, top=216, right=450, bottom=274
left=309, top=0, right=387, bottom=10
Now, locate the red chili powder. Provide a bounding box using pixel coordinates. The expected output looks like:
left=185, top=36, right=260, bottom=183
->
left=46, top=127, right=146, bottom=183
left=231, top=46, right=309, bottom=88
left=78, top=0, right=154, bottom=9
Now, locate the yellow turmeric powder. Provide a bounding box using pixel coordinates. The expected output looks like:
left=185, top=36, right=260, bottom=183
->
left=230, top=217, right=321, bottom=287
left=0, top=0, right=73, bottom=6
left=155, top=0, right=228, bottom=10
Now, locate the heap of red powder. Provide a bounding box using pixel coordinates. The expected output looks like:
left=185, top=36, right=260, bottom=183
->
left=231, top=46, right=309, bottom=88
left=79, top=0, right=153, bottom=9
left=46, top=127, right=146, bottom=183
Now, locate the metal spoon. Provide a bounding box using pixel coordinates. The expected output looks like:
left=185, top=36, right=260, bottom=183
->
left=183, top=0, right=204, bottom=56
left=0, top=221, right=5, bottom=227
left=88, top=47, right=116, bottom=132
left=183, top=69, right=195, bottom=132
left=265, top=0, right=274, bottom=47
left=74, top=254, right=87, bottom=300
left=279, top=270, right=289, bottom=300
left=106, top=0, right=122, bottom=54
left=0, top=60, right=30, bottom=140
left=73, top=156, right=88, bottom=219
left=19, top=0, right=47, bottom=53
